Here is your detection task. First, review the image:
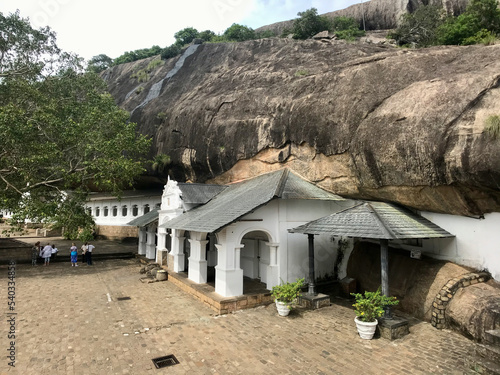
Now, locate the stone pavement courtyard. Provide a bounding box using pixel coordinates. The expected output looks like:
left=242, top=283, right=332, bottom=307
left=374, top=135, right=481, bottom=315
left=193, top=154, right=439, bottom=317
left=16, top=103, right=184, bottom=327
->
left=1, top=257, right=481, bottom=375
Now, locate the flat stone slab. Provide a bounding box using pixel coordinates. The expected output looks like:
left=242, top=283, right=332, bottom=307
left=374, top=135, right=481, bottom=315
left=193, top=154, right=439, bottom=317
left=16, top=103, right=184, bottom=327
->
left=298, top=292, right=331, bottom=309
left=378, top=316, right=410, bottom=340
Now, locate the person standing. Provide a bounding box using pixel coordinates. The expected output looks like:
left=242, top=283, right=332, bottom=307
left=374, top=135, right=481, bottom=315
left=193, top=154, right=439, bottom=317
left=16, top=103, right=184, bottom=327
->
left=31, top=241, right=40, bottom=266
left=81, top=242, right=88, bottom=265
left=86, top=243, right=94, bottom=265
left=42, top=243, right=52, bottom=266
left=70, top=243, right=78, bottom=267
left=51, top=244, right=58, bottom=261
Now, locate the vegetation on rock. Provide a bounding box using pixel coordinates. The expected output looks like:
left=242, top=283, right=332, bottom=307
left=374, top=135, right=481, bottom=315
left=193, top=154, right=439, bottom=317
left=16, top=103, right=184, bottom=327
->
left=485, top=115, right=500, bottom=139
left=291, top=8, right=332, bottom=39
left=391, top=0, right=500, bottom=47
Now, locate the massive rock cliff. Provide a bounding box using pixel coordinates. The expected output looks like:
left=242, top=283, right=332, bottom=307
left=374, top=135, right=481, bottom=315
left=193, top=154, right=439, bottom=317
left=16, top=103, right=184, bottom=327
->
left=104, top=38, right=500, bottom=217
left=255, top=0, right=470, bottom=35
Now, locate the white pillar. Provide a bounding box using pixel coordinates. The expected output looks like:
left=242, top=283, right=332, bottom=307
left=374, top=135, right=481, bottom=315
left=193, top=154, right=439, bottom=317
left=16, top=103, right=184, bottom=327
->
left=188, top=232, right=208, bottom=284
left=146, top=225, right=156, bottom=260
left=171, top=229, right=185, bottom=272
left=138, top=227, right=147, bottom=255
left=156, top=227, right=167, bottom=264
left=215, top=233, right=244, bottom=297
left=266, top=242, right=279, bottom=290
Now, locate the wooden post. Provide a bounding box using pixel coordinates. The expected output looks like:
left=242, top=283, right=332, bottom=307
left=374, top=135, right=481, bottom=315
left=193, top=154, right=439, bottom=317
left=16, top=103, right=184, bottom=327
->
left=308, top=234, right=316, bottom=296
left=380, top=239, right=391, bottom=317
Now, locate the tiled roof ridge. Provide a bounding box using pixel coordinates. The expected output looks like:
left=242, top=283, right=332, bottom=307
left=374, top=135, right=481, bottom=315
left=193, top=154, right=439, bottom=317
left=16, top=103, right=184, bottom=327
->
left=274, top=168, right=290, bottom=197
left=366, top=202, right=396, bottom=239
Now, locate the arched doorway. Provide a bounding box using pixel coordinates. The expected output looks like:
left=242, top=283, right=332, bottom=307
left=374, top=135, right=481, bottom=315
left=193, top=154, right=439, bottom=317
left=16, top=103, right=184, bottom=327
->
left=241, top=230, right=271, bottom=285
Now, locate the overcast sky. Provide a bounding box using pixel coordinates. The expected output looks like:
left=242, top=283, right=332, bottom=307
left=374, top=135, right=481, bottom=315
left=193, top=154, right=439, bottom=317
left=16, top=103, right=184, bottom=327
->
left=3, top=1, right=366, bottom=60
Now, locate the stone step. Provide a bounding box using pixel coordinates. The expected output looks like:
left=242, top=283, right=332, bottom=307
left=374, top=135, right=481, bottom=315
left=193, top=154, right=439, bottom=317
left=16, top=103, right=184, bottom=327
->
left=486, top=329, right=500, bottom=346
left=469, top=344, right=500, bottom=375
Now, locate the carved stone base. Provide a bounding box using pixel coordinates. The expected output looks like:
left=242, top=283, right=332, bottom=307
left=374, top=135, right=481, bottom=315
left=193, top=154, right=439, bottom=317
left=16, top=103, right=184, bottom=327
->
left=298, top=293, right=331, bottom=310
left=377, top=316, right=409, bottom=340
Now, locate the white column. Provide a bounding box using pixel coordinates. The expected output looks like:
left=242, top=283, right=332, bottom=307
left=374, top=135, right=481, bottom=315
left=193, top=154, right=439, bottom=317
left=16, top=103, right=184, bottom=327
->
left=146, top=225, right=156, bottom=260
left=188, top=232, right=208, bottom=284
left=215, top=231, right=244, bottom=297
left=138, top=227, right=147, bottom=255
left=266, top=242, right=279, bottom=290
left=156, top=227, right=167, bottom=264
left=171, top=229, right=185, bottom=272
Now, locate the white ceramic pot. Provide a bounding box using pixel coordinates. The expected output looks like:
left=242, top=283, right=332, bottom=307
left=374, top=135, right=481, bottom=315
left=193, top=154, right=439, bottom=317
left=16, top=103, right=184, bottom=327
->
left=354, top=317, right=378, bottom=339
left=275, top=300, right=290, bottom=317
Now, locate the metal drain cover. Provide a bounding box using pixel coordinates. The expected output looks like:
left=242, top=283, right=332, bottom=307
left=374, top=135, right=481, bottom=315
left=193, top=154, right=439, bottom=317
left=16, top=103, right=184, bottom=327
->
left=117, top=297, right=131, bottom=301
left=152, top=354, right=179, bottom=369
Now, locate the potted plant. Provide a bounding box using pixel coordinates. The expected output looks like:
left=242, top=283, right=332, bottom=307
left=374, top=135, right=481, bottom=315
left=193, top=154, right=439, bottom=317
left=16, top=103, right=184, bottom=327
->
left=271, top=278, right=305, bottom=316
left=351, top=288, right=399, bottom=339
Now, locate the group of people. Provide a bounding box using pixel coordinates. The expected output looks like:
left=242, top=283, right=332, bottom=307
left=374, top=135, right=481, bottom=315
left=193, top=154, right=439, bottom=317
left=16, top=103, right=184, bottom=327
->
left=31, top=241, right=94, bottom=266
left=70, top=242, right=94, bottom=266
left=31, top=242, right=58, bottom=266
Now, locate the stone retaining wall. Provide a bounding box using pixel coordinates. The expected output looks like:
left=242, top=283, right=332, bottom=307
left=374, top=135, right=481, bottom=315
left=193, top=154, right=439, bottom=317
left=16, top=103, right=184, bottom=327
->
left=95, top=225, right=138, bottom=240
left=431, top=272, right=491, bottom=329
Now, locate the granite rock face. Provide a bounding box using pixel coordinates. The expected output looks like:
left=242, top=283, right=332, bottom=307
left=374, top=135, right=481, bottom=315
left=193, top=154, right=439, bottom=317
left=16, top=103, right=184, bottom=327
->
left=255, top=0, right=470, bottom=35
left=104, top=38, right=500, bottom=216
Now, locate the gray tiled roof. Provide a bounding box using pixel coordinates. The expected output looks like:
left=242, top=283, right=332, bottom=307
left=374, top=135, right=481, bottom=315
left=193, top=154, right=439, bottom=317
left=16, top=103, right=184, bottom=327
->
left=127, top=208, right=159, bottom=227
left=289, top=201, right=454, bottom=239
left=178, top=183, right=227, bottom=205
left=161, top=169, right=344, bottom=233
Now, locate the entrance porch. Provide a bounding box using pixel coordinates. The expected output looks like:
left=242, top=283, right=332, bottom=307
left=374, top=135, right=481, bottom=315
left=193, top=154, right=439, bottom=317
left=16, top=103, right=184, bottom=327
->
left=166, top=270, right=273, bottom=315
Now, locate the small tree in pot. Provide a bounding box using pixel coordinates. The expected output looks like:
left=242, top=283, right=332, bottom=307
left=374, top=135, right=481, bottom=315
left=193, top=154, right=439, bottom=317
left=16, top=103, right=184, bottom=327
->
left=351, top=288, right=399, bottom=339
left=271, top=278, right=304, bottom=316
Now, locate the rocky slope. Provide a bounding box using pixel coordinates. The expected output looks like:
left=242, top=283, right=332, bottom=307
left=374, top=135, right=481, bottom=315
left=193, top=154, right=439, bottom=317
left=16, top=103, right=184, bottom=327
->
left=104, top=38, right=500, bottom=217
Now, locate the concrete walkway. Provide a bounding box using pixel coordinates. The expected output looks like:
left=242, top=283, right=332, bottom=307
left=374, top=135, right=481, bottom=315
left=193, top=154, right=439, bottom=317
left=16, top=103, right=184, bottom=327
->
left=0, top=257, right=480, bottom=374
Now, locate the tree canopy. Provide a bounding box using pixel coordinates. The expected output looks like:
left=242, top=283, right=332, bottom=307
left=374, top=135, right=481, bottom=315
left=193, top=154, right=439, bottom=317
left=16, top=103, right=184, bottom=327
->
left=87, top=54, right=113, bottom=73
left=0, top=10, right=150, bottom=238
left=174, top=27, right=200, bottom=46
left=291, top=8, right=331, bottom=39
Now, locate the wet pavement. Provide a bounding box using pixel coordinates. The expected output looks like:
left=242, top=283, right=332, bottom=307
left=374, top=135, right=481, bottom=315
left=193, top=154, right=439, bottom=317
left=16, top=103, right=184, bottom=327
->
left=0, top=250, right=481, bottom=374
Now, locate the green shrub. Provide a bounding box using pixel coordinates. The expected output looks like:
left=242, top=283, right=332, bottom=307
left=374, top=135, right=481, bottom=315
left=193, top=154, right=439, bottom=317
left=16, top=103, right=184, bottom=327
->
left=294, top=69, right=309, bottom=77
left=199, top=30, right=216, bottom=42
left=332, top=16, right=365, bottom=40
left=131, top=69, right=149, bottom=83
left=156, top=112, right=167, bottom=121
left=462, top=28, right=497, bottom=45
left=78, top=227, right=95, bottom=242
left=292, top=8, right=331, bottom=39
left=438, top=0, right=500, bottom=45
left=390, top=4, right=445, bottom=47
left=174, top=27, right=199, bottom=46
left=160, top=44, right=181, bottom=60
left=223, top=23, right=255, bottom=42
left=485, top=115, right=500, bottom=138
left=351, top=288, right=399, bottom=322
left=271, top=278, right=305, bottom=306
left=147, top=57, right=163, bottom=71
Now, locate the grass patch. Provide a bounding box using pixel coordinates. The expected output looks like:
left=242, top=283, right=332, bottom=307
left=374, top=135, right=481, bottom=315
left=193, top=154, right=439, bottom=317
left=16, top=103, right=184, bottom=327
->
left=485, top=115, right=500, bottom=139
left=294, top=69, right=309, bottom=77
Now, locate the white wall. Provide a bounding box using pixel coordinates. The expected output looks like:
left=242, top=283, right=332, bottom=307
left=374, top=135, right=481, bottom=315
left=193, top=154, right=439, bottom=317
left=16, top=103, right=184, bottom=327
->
left=86, top=196, right=161, bottom=226
left=421, top=211, right=500, bottom=281
left=278, top=199, right=355, bottom=283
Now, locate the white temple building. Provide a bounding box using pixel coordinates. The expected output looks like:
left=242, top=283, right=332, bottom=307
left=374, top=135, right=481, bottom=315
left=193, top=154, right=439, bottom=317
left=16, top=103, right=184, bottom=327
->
left=130, top=169, right=355, bottom=297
